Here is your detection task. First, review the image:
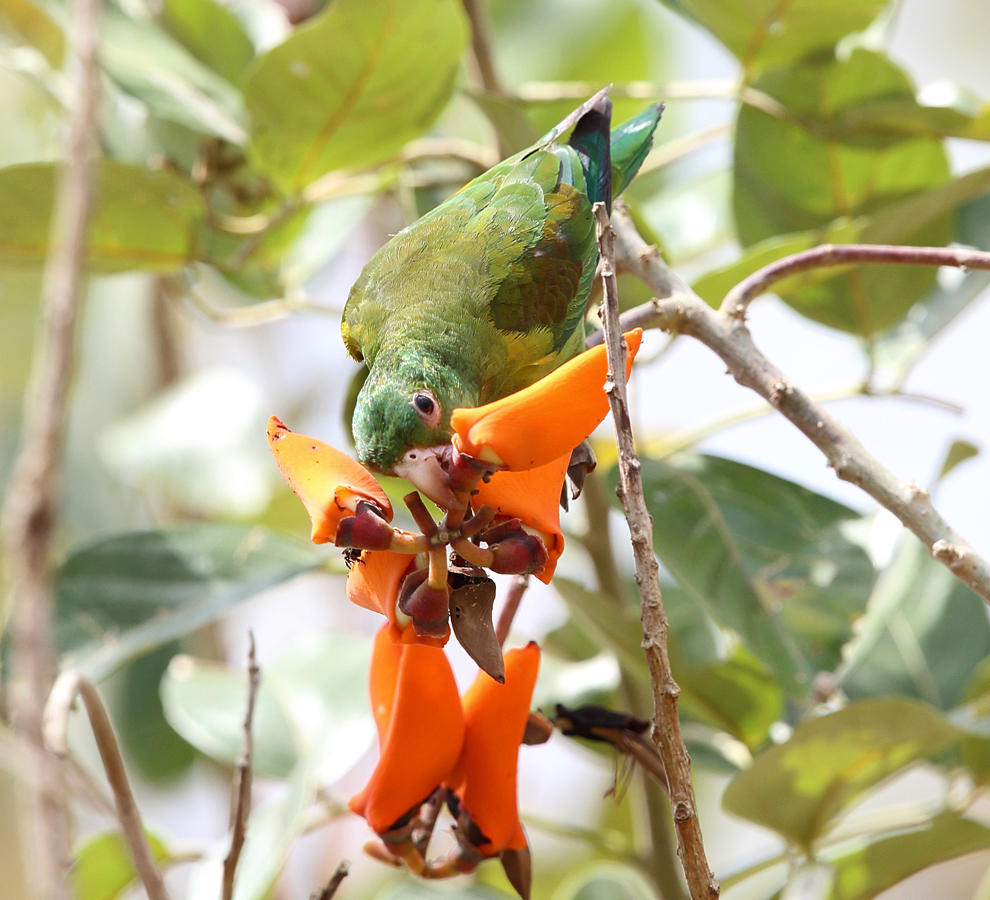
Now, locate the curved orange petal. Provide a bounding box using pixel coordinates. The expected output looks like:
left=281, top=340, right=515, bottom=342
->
left=447, top=642, right=540, bottom=855
left=367, top=624, right=401, bottom=741
left=450, top=329, right=642, bottom=471
left=472, top=454, right=569, bottom=584
left=267, top=416, right=393, bottom=543
left=349, top=640, right=464, bottom=835
left=346, top=551, right=450, bottom=647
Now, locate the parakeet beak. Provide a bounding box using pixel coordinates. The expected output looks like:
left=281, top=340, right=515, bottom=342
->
left=393, top=446, right=465, bottom=511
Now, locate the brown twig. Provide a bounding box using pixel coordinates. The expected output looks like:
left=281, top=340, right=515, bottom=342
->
left=722, top=243, right=990, bottom=318
left=222, top=633, right=261, bottom=900
left=495, top=575, right=529, bottom=645
left=607, top=204, right=990, bottom=606
left=460, top=0, right=513, bottom=158
left=43, top=673, right=170, bottom=900
left=1, top=0, right=101, bottom=892
left=310, top=860, right=350, bottom=899
left=594, top=202, right=720, bottom=899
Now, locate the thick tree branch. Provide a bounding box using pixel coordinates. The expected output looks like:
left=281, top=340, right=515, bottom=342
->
left=607, top=204, right=990, bottom=606
left=722, top=243, right=990, bottom=318
left=1, top=0, right=100, bottom=892
left=222, top=634, right=261, bottom=900
left=594, top=203, right=720, bottom=900
left=43, top=673, right=170, bottom=900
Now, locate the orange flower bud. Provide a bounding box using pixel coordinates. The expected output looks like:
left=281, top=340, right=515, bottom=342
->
left=349, top=627, right=465, bottom=835
left=267, top=416, right=392, bottom=543
left=447, top=642, right=540, bottom=855
left=450, top=329, right=642, bottom=471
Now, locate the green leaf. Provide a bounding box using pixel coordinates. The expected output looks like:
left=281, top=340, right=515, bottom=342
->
left=733, top=50, right=952, bottom=334
left=833, top=85, right=990, bottom=142
left=0, top=0, right=64, bottom=65
left=824, top=812, right=990, bottom=900
left=98, top=8, right=247, bottom=143
left=627, top=454, right=874, bottom=695
left=938, top=439, right=980, bottom=480
left=71, top=830, right=170, bottom=900
left=723, top=697, right=959, bottom=848
left=160, top=0, right=255, bottom=84
left=54, top=524, right=323, bottom=680
left=658, top=0, right=885, bottom=78
left=0, top=160, right=202, bottom=272
left=677, top=647, right=782, bottom=751
left=161, top=632, right=373, bottom=782
left=244, top=0, right=468, bottom=193
left=837, top=537, right=990, bottom=710
left=554, top=859, right=660, bottom=900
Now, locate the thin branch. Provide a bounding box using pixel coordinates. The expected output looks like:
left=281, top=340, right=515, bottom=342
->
left=722, top=243, right=990, bottom=317
left=310, top=860, right=350, bottom=900
left=594, top=202, right=720, bottom=900
left=495, top=575, right=529, bottom=645
left=43, top=673, right=170, bottom=900
left=222, top=633, right=261, bottom=900
left=1, top=0, right=101, bottom=892
left=460, top=0, right=513, bottom=158
left=608, top=204, right=990, bottom=606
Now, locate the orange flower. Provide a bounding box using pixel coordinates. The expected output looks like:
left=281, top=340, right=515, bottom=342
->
left=450, top=329, right=642, bottom=471
left=349, top=625, right=464, bottom=835
left=345, top=550, right=449, bottom=647
left=447, top=642, right=540, bottom=856
left=472, top=455, right=570, bottom=584
left=266, top=416, right=392, bottom=543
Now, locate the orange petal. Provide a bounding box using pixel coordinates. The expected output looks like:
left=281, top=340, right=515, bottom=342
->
left=267, top=416, right=392, bottom=543
left=367, top=624, right=401, bottom=742
left=450, top=329, right=642, bottom=471
left=346, top=551, right=450, bottom=647
left=472, top=454, right=569, bottom=584
left=447, top=642, right=540, bottom=855
left=349, top=639, right=464, bottom=834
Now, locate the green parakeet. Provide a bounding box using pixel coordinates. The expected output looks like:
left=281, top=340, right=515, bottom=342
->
left=341, top=88, right=662, bottom=503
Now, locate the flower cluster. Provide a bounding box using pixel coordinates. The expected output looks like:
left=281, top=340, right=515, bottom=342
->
left=267, top=330, right=641, bottom=895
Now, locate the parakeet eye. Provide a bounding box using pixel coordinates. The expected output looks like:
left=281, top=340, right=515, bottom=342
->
left=411, top=390, right=441, bottom=428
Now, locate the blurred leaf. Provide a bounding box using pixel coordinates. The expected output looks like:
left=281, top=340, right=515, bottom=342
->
left=244, top=0, right=468, bottom=193
left=161, top=655, right=298, bottom=778
left=838, top=538, right=990, bottom=710
left=467, top=91, right=540, bottom=154
left=554, top=859, right=659, bottom=900
left=723, top=697, right=959, bottom=848
left=625, top=454, right=874, bottom=695
left=97, top=8, right=246, bottom=143
left=823, top=812, right=990, bottom=900
left=658, top=0, right=885, bottom=78
left=834, top=85, right=990, bottom=142
left=0, top=160, right=202, bottom=272
left=116, top=643, right=195, bottom=780
left=71, top=830, right=170, bottom=900
left=0, top=0, right=63, bottom=65
left=959, top=660, right=990, bottom=785
left=0, top=66, right=63, bottom=167
left=939, top=439, right=979, bottom=480
left=160, top=0, right=255, bottom=84
left=677, top=647, right=782, bottom=751
left=54, top=524, right=324, bottom=680
left=734, top=50, right=951, bottom=334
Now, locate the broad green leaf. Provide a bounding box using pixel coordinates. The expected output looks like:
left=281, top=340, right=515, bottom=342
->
left=837, top=538, right=990, bottom=710
left=54, top=524, right=323, bottom=680
left=71, top=830, right=170, bottom=900
left=723, top=697, right=959, bottom=848
left=98, top=8, right=246, bottom=143
left=0, top=160, right=202, bottom=272
left=554, top=859, right=660, bottom=900
left=116, top=643, right=195, bottom=780
left=626, top=454, right=874, bottom=695
left=733, top=50, right=952, bottom=334
left=161, top=632, right=373, bottom=781
left=244, top=0, right=468, bottom=193
left=823, top=812, right=990, bottom=900
left=658, top=0, right=885, bottom=78
left=160, top=0, right=255, bottom=84
left=161, top=655, right=299, bottom=778
left=677, top=647, right=782, bottom=751
left=834, top=86, right=990, bottom=142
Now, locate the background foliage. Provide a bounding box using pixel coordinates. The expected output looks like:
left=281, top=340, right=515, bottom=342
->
left=2, top=0, right=990, bottom=897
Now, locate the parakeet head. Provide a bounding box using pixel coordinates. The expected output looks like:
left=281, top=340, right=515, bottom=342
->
left=352, top=356, right=475, bottom=508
